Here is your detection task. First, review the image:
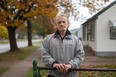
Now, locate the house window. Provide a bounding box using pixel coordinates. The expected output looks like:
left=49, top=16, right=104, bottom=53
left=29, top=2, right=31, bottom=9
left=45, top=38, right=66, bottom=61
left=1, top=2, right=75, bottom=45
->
left=83, top=25, right=86, bottom=41
left=109, top=20, right=116, bottom=39
left=83, top=21, right=95, bottom=41
left=110, top=28, right=116, bottom=39
left=90, top=22, right=95, bottom=41
left=87, top=24, right=90, bottom=40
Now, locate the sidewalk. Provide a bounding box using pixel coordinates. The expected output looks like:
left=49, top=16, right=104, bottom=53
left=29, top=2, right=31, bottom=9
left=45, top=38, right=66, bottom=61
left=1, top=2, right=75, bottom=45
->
left=0, top=49, right=116, bottom=77
left=0, top=49, right=44, bottom=77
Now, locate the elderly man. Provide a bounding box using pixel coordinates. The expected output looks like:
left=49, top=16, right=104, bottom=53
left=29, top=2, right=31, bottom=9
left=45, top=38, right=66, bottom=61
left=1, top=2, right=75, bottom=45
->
left=40, top=14, right=85, bottom=77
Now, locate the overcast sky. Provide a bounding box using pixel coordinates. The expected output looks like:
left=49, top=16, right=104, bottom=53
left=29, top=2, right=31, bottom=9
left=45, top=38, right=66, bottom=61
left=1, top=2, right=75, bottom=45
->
left=68, top=0, right=115, bottom=30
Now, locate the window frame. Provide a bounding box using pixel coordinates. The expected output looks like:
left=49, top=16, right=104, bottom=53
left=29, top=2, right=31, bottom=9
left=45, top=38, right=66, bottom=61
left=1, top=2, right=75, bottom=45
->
left=110, top=27, right=116, bottom=39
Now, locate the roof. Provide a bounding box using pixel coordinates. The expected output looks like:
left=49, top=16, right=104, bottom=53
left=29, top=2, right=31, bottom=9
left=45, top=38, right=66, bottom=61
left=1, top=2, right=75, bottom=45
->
left=83, top=0, right=116, bottom=24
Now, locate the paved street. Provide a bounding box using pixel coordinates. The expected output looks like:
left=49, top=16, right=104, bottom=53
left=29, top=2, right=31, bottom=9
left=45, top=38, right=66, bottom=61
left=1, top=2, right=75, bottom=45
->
left=0, top=39, right=42, bottom=53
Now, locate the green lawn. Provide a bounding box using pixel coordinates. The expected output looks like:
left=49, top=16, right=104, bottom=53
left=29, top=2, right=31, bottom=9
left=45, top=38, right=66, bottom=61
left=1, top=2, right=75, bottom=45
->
left=0, top=41, right=42, bottom=75
left=0, top=40, right=9, bottom=44
left=0, top=39, right=24, bottom=44
left=0, top=46, right=38, bottom=61
left=25, top=68, right=33, bottom=77
left=33, top=41, right=42, bottom=47
left=0, top=39, right=39, bottom=44
left=25, top=68, right=46, bottom=77
left=0, top=46, right=38, bottom=75
left=0, top=40, right=42, bottom=61
left=0, top=67, right=9, bottom=75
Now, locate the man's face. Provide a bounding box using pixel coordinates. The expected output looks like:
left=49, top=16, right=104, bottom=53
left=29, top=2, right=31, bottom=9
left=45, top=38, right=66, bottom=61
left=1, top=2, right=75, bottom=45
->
left=55, top=16, right=69, bottom=32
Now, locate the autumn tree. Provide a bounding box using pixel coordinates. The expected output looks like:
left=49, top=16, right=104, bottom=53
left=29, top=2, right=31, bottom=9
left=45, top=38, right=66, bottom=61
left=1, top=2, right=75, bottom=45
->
left=80, top=0, right=111, bottom=14
left=42, top=17, right=55, bottom=35
left=0, top=0, right=58, bottom=51
left=16, top=24, right=27, bottom=39
left=0, top=25, right=8, bottom=40
left=32, top=24, right=45, bottom=37
left=31, top=20, right=45, bottom=38
left=31, top=15, right=55, bottom=39
left=34, top=16, right=55, bottom=34
left=57, top=0, right=112, bottom=22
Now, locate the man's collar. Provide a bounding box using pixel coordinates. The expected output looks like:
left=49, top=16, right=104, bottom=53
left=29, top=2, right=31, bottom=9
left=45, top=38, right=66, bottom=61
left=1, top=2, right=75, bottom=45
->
left=54, top=29, right=71, bottom=39
left=54, top=29, right=71, bottom=36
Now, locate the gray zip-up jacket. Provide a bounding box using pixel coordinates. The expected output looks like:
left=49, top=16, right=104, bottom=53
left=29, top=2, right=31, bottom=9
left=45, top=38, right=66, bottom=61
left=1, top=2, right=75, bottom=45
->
left=40, top=31, right=85, bottom=77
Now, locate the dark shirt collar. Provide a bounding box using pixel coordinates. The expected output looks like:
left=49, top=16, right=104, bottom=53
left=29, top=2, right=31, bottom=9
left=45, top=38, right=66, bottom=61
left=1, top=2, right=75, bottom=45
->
left=54, top=29, right=71, bottom=39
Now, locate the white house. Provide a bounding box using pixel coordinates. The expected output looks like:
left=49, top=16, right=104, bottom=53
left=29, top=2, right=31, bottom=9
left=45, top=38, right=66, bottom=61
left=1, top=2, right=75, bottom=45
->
left=82, top=1, right=116, bottom=56
left=70, top=29, right=78, bottom=36
left=70, top=28, right=83, bottom=41
left=76, top=27, right=83, bottom=40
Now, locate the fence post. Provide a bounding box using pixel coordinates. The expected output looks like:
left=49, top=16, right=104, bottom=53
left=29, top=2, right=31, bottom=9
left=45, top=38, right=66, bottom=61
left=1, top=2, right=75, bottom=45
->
left=33, top=60, right=38, bottom=77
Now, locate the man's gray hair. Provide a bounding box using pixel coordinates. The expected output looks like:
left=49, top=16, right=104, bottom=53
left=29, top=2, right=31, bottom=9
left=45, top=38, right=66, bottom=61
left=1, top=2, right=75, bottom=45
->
left=54, top=14, right=69, bottom=25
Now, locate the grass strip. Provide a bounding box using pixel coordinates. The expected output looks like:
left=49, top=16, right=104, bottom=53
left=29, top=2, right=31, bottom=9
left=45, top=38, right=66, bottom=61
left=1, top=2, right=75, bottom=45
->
left=0, top=46, right=38, bottom=61
left=0, top=67, right=9, bottom=75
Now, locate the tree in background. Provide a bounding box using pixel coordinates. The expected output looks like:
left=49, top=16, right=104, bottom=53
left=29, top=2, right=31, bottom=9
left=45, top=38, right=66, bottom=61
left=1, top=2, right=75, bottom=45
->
left=0, top=0, right=58, bottom=51
left=31, top=16, right=55, bottom=39
left=31, top=20, right=45, bottom=38
left=16, top=24, right=27, bottom=39
left=0, top=25, right=8, bottom=40
left=0, top=0, right=112, bottom=51
left=43, top=17, right=55, bottom=36
left=57, top=0, right=112, bottom=22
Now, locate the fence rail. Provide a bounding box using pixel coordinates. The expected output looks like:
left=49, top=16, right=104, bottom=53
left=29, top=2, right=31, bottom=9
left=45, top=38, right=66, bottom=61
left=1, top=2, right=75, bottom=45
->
left=37, top=67, right=116, bottom=71
left=33, top=60, right=116, bottom=77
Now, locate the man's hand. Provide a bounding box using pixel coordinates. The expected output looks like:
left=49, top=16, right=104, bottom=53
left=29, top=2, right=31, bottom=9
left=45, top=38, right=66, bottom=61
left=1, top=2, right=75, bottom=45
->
left=63, top=64, right=72, bottom=74
left=53, top=63, right=72, bottom=74
left=53, top=63, right=65, bottom=73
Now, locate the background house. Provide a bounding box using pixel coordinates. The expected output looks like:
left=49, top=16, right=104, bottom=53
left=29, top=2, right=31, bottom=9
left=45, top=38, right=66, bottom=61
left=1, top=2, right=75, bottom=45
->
left=70, top=27, right=83, bottom=41
left=70, top=29, right=78, bottom=36
left=82, top=1, right=116, bottom=56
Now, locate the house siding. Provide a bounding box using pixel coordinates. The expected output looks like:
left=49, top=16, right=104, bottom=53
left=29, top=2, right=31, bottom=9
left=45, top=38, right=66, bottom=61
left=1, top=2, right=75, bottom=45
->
left=96, top=4, right=116, bottom=51
left=95, top=4, right=116, bottom=56
left=82, top=1, right=116, bottom=56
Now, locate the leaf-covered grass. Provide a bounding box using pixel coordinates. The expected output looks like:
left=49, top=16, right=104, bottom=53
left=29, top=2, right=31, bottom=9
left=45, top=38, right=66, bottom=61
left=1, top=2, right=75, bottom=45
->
left=0, top=40, right=9, bottom=44
left=25, top=68, right=33, bottom=77
left=78, top=71, right=116, bottom=77
left=0, top=46, right=38, bottom=61
left=33, top=41, right=42, bottom=47
left=0, top=67, right=9, bottom=75
left=77, top=64, right=116, bottom=77
left=0, top=39, right=25, bottom=44
left=25, top=64, right=116, bottom=77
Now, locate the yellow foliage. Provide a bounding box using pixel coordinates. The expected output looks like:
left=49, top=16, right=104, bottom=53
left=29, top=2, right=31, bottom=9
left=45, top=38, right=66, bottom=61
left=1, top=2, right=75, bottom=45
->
left=0, top=25, right=8, bottom=39
left=0, top=0, right=58, bottom=28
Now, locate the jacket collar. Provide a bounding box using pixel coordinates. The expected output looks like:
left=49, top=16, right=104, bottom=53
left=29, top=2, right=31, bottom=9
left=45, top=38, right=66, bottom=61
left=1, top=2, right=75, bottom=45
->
left=54, top=29, right=72, bottom=39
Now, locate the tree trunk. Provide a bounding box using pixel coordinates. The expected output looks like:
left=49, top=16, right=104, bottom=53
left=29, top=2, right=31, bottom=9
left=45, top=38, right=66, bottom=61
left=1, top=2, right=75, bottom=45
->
left=7, top=26, right=19, bottom=51
left=27, top=20, right=33, bottom=46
